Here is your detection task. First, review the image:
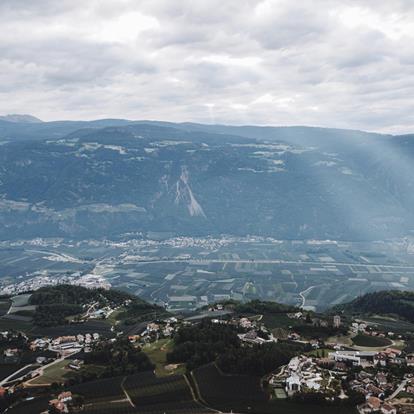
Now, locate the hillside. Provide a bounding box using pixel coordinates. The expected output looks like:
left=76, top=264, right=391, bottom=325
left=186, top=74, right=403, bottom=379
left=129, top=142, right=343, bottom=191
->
left=333, top=290, right=414, bottom=322
left=22, top=284, right=166, bottom=327
left=1, top=121, right=414, bottom=240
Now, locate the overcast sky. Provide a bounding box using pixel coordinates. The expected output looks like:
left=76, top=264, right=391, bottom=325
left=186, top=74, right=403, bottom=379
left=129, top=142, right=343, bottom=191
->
left=0, top=0, right=413, bottom=134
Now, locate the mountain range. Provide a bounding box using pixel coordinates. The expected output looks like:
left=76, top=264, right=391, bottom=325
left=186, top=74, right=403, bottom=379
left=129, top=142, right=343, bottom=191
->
left=1, top=115, right=414, bottom=240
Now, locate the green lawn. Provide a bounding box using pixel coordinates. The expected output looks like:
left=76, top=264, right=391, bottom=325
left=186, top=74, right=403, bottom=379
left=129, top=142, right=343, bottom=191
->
left=142, top=339, right=185, bottom=377
left=28, top=360, right=72, bottom=385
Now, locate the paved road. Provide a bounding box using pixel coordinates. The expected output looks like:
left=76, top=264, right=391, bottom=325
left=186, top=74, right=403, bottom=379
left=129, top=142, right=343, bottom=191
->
left=299, top=286, right=315, bottom=309
left=387, top=379, right=408, bottom=400
left=0, top=364, right=33, bottom=386
left=124, top=257, right=414, bottom=271
left=24, top=349, right=81, bottom=386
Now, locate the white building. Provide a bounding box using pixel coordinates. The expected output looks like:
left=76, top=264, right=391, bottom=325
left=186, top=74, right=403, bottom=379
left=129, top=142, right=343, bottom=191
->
left=286, top=373, right=301, bottom=396
left=329, top=350, right=377, bottom=367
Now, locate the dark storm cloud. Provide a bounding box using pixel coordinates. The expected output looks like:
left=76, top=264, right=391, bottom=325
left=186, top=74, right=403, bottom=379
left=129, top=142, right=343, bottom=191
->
left=0, top=0, right=413, bottom=133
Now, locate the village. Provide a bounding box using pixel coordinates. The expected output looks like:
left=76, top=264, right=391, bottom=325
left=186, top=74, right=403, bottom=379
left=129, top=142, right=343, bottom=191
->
left=0, top=299, right=414, bottom=413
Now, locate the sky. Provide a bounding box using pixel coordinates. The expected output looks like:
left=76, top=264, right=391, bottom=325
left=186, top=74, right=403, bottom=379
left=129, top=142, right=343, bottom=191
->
left=0, top=0, right=414, bottom=134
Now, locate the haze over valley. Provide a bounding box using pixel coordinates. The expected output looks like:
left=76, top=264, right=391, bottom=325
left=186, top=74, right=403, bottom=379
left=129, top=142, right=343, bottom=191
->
left=2, top=118, right=414, bottom=311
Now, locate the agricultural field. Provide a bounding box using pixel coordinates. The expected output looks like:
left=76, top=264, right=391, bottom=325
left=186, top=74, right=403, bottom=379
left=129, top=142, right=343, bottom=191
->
left=3, top=237, right=414, bottom=312
left=82, top=401, right=136, bottom=414
left=69, top=371, right=210, bottom=414
left=124, top=372, right=199, bottom=410
left=71, top=375, right=125, bottom=403
left=0, top=315, right=33, bottom=332
left=193, top=363, right=267, bottom=412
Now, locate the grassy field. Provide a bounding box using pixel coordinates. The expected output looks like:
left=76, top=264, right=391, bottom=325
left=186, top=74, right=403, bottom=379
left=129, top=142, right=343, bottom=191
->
left=142, top=339, right=185, bottom=377
left=28, top=360, right=71, bottom=385
left=352, top=334, right=392, bottom=348
left=105, top=307, right=124, bottom=325
left=327, top=334, right=353, bottom=346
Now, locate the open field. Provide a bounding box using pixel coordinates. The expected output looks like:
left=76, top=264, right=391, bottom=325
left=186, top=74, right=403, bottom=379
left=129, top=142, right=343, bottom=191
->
left=142, top=339, right=185, bottom=377
left=28, top=360, right=71, bottom=385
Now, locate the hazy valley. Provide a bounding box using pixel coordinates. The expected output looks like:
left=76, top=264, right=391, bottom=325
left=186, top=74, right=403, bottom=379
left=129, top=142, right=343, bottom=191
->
left=2, top=119, right=414, bottom=313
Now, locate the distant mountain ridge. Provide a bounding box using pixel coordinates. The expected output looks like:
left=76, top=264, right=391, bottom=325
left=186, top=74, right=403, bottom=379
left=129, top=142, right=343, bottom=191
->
left=1, top=119, right=414, bottom=240
left=0, top=117, right=397, bottom=143
left=0, top=114, right=43, bottom=123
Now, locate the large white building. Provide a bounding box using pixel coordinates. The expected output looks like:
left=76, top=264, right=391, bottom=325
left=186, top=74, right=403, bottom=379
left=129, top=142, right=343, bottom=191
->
left=329, top=350, right=377, bottom=367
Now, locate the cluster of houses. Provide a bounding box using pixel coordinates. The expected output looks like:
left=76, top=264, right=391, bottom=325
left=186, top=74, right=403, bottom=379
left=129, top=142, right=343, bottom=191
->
left=0, top=273, right=111, bottom=297
left=359, top=397, right=397, bottom=414
left=236, top=317, right=278, bottom=345
left=128, top=317, right=178, bottom=344
left=329, top=348, right=410, bottom=368
left=351, top=322, right=403, bottom=341
left=48, top=391, right=73, bottom=413
left=267, top=346, right=414, bottom=414
left=30, top=333, right=101, bottom=354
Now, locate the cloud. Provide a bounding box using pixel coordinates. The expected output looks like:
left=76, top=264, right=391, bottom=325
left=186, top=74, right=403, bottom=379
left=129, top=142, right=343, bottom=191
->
left=0, top=0, right=413, bottom=133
